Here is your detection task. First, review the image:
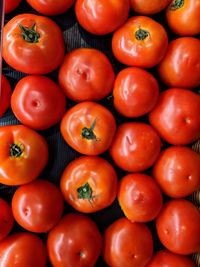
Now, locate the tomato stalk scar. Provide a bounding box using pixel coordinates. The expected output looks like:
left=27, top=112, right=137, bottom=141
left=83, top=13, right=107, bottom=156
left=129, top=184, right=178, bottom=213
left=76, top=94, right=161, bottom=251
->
left=135, top=28, right=149, bottom=41
left=81, top=118, right=99, bottom=141
left=77, top=182, right=96, bottom=207
left=9, top=143, right=24, bottom=158
left=169, top=0, right=184, bottom=10
left=19, top=23, right=40, bottom=43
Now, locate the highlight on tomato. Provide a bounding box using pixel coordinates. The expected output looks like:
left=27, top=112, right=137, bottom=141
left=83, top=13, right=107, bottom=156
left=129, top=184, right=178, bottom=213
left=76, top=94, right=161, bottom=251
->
left=0, top=75, right=12, bottom=117
left=0, top=199, right=14, bottom=241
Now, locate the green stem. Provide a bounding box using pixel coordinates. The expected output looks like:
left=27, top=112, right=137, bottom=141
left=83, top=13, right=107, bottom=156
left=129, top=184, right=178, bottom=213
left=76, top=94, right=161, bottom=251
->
left=81, top=119, right=98, bottom=140
left=135, top=28, right=149, bottom=41
left=77, top=182, right=95, bottom=207
left=169, top=0, right=184, bottom=10
left=19, top=23, right=40, bottom=43
left=10, top=144, right=24, bottom=158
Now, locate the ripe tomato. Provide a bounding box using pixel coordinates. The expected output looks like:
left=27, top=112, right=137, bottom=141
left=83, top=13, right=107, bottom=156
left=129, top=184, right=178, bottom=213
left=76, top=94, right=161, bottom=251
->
left=103, top=217, right=153, bottom=267
left=149, top=88, right=200, bottom=145
left=60, top=102, right=116, bottom=155
left=0, top=125, right=48, bottom=186
left=112, top=16, right=168, bottom=68
left=75, top=0, right=130, bottom=35
left=0, top=232, right=47, bottom=267
left=26, top=0, right=75, bottom=15
left=0, top=75, right=12, bottom=117
left=3, top=14, right=65, bottom=74
left=47, top=213, right=102, bottom=267
left=60, top=156, right=118, bottom=213
left=130, top=0, right=171, bottom=15
left=158, top=37, right=200, bottom=89
left=11, top=75, right=66, bottom=130
left=12, top=180, right=64, bottom=233
left=5, top=0, right=22, bottom=13
left=166, top=0, right=200, bottom=36
left=113, top=67, right=159, bottom=117
left=109, top=122, right=161, bottom=172
left=156, top=199, right=200, bottom=255
left=153, top=146, right=200, bottom=198
left=118, top=173, right=163, bottom=222
left=58, top=48, right=115, bottom=102
left=0, top=199, right=14, bottom=241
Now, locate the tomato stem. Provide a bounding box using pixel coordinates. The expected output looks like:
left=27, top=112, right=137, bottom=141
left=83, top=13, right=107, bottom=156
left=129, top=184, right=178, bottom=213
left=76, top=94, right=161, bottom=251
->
left=77, top=182, right=95, bottom=207
left=135, top=29, right=149, bottom=41
left=10, top=144, right=24, bottom=158
left=19, top=23, right=40, bottom=43
left=81, top=119, right=98, bottom=140
left=169, top=0, right=184, bottom=10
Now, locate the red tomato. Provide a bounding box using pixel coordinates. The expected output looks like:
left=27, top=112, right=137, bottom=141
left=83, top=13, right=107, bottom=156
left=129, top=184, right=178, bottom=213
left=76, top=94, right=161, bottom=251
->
left=0, top=232, right=47, bottom=267
left=153, top=146, right=200, bottom=198
left=158, top=37, right=200, bottom=89
left=75, top=0, right=130, bottom=35
left=118, top=173, right=163, bottom=222
left=59, top=48, right=115, bottom=102
left=156, top=199, right=200, bottom=255
left=0, top=199, right=14, bottom=241
left=47, top=213, right=102, bottom=267
left=0, top=125, right=48, bottom=186
left=60, top=101, right=116, bottom=155
left=12, top=180, right=64, bottom=233
left=109, top=122, right=161, bottom=172
left=11, top=75, right=66, bottom=130
left=130, top=0, right=171, bottom=15
left=5, top=0, right=22, bottom=13
left=112, top=16, right=168, bottom=68
left=103, top=217, right=153, bottom=267
left=0, top=75, right=12, bottom=117
left=113, top=67, right=159, bottom=117
left=3, top=14, right=65, bottom=74
left=166, top=0, right=200, bottom=36
left=149, top=88, right=200, bottom=145
left=60, top=156, right=118, bottom=213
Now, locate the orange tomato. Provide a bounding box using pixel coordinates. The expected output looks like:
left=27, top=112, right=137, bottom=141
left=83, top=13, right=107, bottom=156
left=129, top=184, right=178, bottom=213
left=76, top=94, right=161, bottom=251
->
left=130, top=0, right=171, bottom=15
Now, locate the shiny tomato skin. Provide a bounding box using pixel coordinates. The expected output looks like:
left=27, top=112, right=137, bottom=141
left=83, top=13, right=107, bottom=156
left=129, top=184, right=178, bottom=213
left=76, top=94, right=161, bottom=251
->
left=3, top=14, right=65, bottom=74
left=0, top=125, right=48, bottom=186
left=0, top=199, right=14, bottom=241
left=149, top=88, right=200, bottom=145
left=59, top=48, right=115, bottom=102
left=5, top=0, right=22, bottom=13
left=158, top=37, right=200, bottom=89
left=112, top=16, right=168, bottom=68
left=0, top=232, right=47, bottom=267
left=109, top=122, right=161, bottom=172
left=130, top=0, right=171, bottom=14
left=60, top=102, right=116, bottom=155
left=156, top=199, right=200, bottom=255
left=113, top=67, right=159, bottom=117
left=103, top=217, right=153, bottom=267
left=11, top=75, right=66, bottom=130
left=47, top=213, right=102, bottom=267
left=75, top=0, right=130, bottom=35
left=0, top=75, right=12, bottom=117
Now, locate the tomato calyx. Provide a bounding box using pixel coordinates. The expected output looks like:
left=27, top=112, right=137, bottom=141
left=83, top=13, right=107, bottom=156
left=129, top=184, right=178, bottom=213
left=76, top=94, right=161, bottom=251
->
left=169, top=0, right=184, bottom=10
left=9, top=143, right=24, bottom=158
left=19, top=23, right=40, bottom=43
left=81, top=119, right=99, bottom=141
left=135, top=28, right=149, bottom=41
left=77, top=182, right=95, bottom=206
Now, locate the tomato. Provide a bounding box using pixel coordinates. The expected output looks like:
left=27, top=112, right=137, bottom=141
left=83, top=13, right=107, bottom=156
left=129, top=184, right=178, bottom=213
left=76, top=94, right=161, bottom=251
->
left=147, top=249, right=196, bottom=267
left=47, top=213, right=102, bottom=267
left=0, top=232, right=47, bottom=267
left=58, top=48, right=115, bottom=102
left=0, top=75, right=12, bottom=117
left=118, top=173, right=163, bottom=223
left=3, top=14, right=65, bottom=74
left=153, top=146, right=200, bottom=198
left=0, top=125, right=48, bottom=186
left=60, top=101, right=116, bottom=155
left=113, top=67, right=159, bottom=117
left=112, top=16, right=168, bottom=68
left=130, top=0, right=171, bottom=15
left=26, top=0, right=75, bottom=15
left=166, top=0, right=200, bottom=36
left=103, top=217, right=153, bottom=267
left=11, top=75, right=66, bottom=130
left=60, top=156, right=118, bottom=213
left=149, top=88, right=200, bottom=145
left=5, top=0, right=22, bottom=13
left=156, top=199, right=200, bottom=255
left=0, top=199, right=14, bottom=241
left=75, top=0, right=130, bottom=35
left=109, top=122, right=161, bottom=172
left=158, top=37, right=200, bottom=89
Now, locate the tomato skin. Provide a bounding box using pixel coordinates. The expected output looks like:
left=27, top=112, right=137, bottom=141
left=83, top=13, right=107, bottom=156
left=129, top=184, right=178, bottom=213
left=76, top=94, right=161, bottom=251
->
left=0, top=75, right=12, bottom=117
left=60, top=102, right=116, bottom=155
left=112, top=16, right=168, bottom=68
left=0, top=199, right=14, bottom=241
left=113, top=67, right=159, bottom=117
left=59, top=48, right=115, bottom=102
left=156, top=199, right=200, bottom=255
left=0, top=232, right=47, bottom=267
left=166, top=0, right=200, bottom=36
left=103, top=217, right=153, bottom=267
left=0, top=125, right=48, bottom=186
left=11, top=75, right=66, bottom=130
left=75, top=0, right=130, bottom=35
left=3, top=14, right=65, bottom=74
left=5, top=0, right=22, bottom=13
left=149, top=88, right=200, bottom=145
left=109, top=122, right=161, bottom=172
left=47, top=213, right=102, bottom=267
left=130, top=0, right=171, bottom=14
left=158, top=37, right=200, bottom=89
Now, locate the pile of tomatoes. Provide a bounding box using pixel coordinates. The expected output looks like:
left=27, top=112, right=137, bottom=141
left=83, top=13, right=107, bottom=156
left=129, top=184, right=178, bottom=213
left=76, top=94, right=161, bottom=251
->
left=0, top=0, right=200, bottom=267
